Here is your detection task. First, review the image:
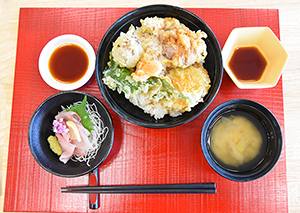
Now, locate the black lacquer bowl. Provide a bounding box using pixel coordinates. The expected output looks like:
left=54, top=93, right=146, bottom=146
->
left=28, top=91, right=114, bottom=177
left=96, top=4, right=223, bottom=128
left=201, top=99, right=283, bottom=182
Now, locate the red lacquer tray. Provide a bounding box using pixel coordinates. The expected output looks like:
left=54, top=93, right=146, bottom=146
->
left=4, top=8, right=287, bottom=212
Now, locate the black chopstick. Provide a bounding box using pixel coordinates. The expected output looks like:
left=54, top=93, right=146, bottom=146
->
left=61, top=183, right=216, bottom=194
left=61, top=183, right=215, bottom=190
left=61, top=188, right=216, bottom=194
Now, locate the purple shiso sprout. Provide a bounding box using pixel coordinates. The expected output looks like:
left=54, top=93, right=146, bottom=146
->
left=53, top=118, right=69, bottom=135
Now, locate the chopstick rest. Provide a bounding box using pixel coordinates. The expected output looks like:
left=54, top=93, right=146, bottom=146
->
left=61, top=183, right=216, bottom=194
left=88, top=168, right=99, bottom=209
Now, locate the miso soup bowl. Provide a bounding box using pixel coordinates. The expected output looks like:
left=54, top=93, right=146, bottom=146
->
left=222, top=27, right=288, bottom=89
left=201, top=99, right=283, bottom=182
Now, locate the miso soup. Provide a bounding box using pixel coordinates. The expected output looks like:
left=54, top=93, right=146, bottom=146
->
left=209, top=111, right=267, bottom=172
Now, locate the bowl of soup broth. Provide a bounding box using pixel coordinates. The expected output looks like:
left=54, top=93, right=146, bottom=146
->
left=222, top=27, right=288, bottom=89
left=201, top=99, right=283, bottom=182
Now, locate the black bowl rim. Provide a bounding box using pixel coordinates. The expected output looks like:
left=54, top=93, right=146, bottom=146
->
left=28, top=91, right=114, bottom=178
left=96, top=4, right=223, bottom=129
left=201, top=99, right=283, bottom=182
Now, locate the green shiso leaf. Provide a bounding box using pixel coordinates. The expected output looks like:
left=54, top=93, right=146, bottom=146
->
left=66, top=95, right=94, bottom=133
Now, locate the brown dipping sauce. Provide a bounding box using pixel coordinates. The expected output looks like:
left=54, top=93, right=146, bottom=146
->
left=229, top=46, right=267, bottom=82
left=49, top=43, right=89, bottom=83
